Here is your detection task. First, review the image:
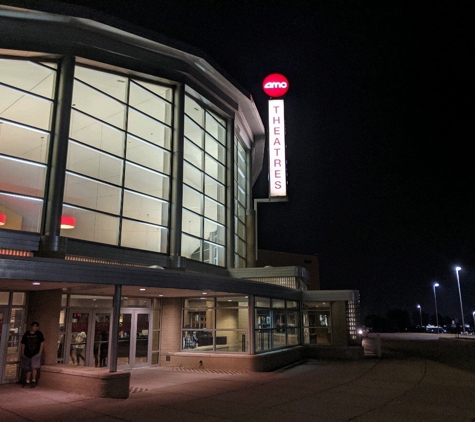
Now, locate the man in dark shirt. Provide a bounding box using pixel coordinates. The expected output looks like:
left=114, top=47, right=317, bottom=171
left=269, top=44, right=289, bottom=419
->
left=20, top=321, right=45, bottom=388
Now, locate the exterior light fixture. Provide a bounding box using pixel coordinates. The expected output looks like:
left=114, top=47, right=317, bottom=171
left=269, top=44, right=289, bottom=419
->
left=32, top=282, right=41, bottom=286
left=417, top=304, right=423, bottom=326
left=433, top=282, right=440, bottom=331
left=0, top=213, right=6, bottom=225
left=140, top=288, right=146, bottom=291
left=455, top=266, right=466, bottom=334
left=60, top=215, right=76, bottom=229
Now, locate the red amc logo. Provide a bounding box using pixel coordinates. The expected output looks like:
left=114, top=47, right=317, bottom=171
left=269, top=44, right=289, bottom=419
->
left=262, top=73, right=289, bottom=97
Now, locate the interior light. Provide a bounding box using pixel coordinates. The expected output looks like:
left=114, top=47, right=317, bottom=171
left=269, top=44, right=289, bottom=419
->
left=61, top=215, right=76, bottom=229
left=0, top=213, right=6, bottom=225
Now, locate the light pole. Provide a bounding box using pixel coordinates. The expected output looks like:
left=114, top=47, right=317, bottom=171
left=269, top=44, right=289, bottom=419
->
left=433, top=282, right=440, bottom=331
left=455, top=266, right=466, bottom=335
left=417, top=304, right=423, bottom=327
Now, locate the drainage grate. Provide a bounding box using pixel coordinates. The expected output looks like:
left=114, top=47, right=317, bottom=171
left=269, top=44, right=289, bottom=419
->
left=129, top=386, right=149, bottom=393
left=171, top=368, right=244, bottom=375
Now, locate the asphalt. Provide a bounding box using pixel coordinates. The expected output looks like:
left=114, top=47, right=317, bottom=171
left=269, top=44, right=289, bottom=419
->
left=1, top=342, right=474, bottom=421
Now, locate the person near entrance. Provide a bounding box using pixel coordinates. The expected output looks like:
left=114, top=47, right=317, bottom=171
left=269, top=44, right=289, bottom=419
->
left=20, top=321, right=45, bottom=388
left=183, top=331, right=198, bottom=349
left=74, top=331, right=87, bottom=365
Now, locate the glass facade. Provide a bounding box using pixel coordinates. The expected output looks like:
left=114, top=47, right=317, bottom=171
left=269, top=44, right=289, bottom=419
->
left=234, top=139, right=248, bottom=268
left=182, top=296, right=249, bottom=352
left=181, top=95, right=227, bottom=266
left=0, top=59, right=57, bottom=232
left=255, top=297, right=300, bottom=352
left=62, top=65, right=172, bottom=251
left=0, top=56, right=241, bottom=264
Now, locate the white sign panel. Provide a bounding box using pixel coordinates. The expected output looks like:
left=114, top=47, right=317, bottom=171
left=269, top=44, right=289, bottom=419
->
left=268, top=99, right=287, bottom=197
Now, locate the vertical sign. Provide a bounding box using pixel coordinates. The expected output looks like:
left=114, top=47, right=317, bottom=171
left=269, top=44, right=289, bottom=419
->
left=268, top=99, right=287, bottom=197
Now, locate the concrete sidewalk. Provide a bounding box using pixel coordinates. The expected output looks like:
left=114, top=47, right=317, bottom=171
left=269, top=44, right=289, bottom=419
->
left=1, top=358, right=474, bottom=421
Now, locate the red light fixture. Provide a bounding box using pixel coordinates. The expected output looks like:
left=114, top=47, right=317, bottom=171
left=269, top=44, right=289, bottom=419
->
left=60, top=215, right=76, bottom=229
left=0, top=213, right=6, bottom=226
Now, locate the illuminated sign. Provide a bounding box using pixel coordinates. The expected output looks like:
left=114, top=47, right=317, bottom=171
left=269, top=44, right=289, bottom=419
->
left=268, top=99, right=287, bottom=197
left=263, top=73, right=289, bottom=98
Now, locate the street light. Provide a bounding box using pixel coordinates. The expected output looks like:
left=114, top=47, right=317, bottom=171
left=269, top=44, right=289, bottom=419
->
left=417, top=304, right=423, bottom=327
left=472, top=311, right=475, bottom=332
left=455, top=266, right=466, bottom=335
left=433, top=282, right=440, bottom=332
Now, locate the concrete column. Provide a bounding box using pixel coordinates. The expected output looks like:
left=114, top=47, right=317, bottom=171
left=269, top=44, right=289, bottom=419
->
left=27, top=290, right=62, bottom=365
left=160, top=298, right=182, bottom=365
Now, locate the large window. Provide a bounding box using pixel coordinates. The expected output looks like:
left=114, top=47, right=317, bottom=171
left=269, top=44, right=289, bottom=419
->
left=234, top=139, right=248, bottom=267
left=182, top=296, right=249, bottom=353
left=181, top=95, right=227, bottom=266
left=62, top=65, right=173, bottom=252
left=0, top=58, right=57, bottom=232
left=255, top=297, right=300, bottom=352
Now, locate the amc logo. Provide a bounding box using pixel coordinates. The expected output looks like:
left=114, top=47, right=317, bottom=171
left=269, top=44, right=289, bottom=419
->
left=262, top=73, right=289, bottom=97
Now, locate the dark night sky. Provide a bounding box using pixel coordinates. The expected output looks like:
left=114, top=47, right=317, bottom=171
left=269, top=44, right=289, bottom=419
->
left=9, top=0, right=475, bottom=319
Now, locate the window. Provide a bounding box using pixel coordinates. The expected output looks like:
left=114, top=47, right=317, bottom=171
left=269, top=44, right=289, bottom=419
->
left=62, top=65, right=173, bottom=252
left=182, top=296, right=249, bottom=353
left=255, top=297, right=301, bottom=352
left=234, top=140, right=248, bottom=267
left=0, top=58, right=57, bottom=233
left=181, top=95, right=227, bottom=266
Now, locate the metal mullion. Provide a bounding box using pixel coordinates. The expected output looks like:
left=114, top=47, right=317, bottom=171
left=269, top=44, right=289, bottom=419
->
left=0, top=116, right=51, bottom=136
left=130, top=79, right=174, bottom=106
left=118, top=77, right=131, bottom=246
left=0, top=81, right=55, bottom=102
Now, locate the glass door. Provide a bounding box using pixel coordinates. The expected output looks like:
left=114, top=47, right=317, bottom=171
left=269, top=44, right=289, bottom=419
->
left=93, top=312, right=111, bottom=368
left=0, top=307, right=24, bottom=384
left=69, top=312, right=89, bottom=366
left=118, top=309, right=151, bottom=369
left=0, top=309, right=6, bottom=383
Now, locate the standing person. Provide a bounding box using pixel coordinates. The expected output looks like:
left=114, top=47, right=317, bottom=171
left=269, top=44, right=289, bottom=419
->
left=74, top=331, right=87, bottom=365
left=20, top=321, right=45, bottom=388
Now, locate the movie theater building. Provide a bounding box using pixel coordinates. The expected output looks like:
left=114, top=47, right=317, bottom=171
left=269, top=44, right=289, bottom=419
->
left=0, top=4, right=361, bottom=386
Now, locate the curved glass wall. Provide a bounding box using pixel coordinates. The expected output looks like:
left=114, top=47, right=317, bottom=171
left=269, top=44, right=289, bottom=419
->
left=0, top=54, right=247, bottom=267
left=181, top=95, right=227, bottom=266
left=62, top=65, right=172, bottom=251
left=0, top=58, right=57, bottom=232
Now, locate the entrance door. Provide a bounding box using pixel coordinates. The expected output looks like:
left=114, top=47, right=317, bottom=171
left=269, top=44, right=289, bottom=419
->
left=0, top=307, right=24, bottom=384
left=118, top=309, right=151, bottom=369
left=66, top=310, right=112, bottom=367
left=93, top=312, right=111, bottom=368
left=69, top=311, right=90, bottom=366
